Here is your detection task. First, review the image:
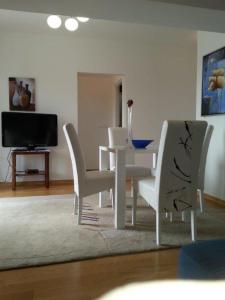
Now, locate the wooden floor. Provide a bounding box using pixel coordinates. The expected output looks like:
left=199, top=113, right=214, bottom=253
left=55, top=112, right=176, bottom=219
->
left=0, top=182, right=179, bottom=300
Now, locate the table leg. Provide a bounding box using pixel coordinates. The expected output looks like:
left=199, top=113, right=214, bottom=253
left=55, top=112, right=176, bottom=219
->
left=115, top=148, right=126, bottom=229
left=45, top=152, right=49, bottom=188
left=99, top=148, right=109, bottom=208
left=12, top=153, right=16, bottom=191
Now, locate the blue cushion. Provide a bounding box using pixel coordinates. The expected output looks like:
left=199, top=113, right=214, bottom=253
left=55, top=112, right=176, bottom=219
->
left=178, top=239, right=225, bottom=279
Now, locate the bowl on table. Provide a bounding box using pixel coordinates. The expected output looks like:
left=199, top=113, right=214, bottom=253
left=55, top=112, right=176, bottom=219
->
left=132, top=139, right=154, bottom=149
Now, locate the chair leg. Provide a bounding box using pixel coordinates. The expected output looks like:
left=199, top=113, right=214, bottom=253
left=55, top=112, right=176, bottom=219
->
left=169, top=212, right=173, bottom=222
left=77, top=197, right=83, bottom=225
left=182, top=210, right=191, bottom=222
left=198, top=189, right=204, bottom=213
left=130, top=178, right=134, bottom=198
left=181, top=211, right=185, bottom=222
left=132, top=180, right=137, bottom=225
left=110, top=188, right=115, bottom=210
left=74, top=194, right=78, bottom=215
left=110, top=189, right=113, bottom=209
left=181, top=211, right=186, bottom=222
left=156, top=211, right=161, bottom=246
left=191, top=210, right=196, bottom=242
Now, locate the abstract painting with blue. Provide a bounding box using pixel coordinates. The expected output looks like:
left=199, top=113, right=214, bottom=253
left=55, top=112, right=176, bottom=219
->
left=202, top=46, right=225, bottom=116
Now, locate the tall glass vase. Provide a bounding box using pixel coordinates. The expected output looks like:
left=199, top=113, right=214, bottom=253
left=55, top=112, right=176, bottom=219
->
left=127, top=106, right=133, bottom=147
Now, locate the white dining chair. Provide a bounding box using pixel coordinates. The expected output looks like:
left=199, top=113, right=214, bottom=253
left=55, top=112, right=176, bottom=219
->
left=63, top=123, right=115, bottom=225
left=132, top=120, right=207, bottom=245
left=198, top=124, right=214, bottom=212
left=108, top=127, right=151, bottom=206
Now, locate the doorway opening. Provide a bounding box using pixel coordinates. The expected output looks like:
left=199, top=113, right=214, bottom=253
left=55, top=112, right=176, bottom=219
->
left=77, top=73, right=125, bottom=170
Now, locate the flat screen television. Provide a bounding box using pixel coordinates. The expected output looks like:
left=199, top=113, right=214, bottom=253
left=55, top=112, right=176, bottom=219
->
left=2, top=112, right=58, bottom=149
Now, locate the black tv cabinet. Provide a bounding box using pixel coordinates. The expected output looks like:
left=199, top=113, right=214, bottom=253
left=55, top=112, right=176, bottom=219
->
left=11, top=149, right=50, bottom=190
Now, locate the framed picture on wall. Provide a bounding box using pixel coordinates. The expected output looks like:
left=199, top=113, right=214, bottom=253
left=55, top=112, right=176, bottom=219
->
left=9, top=77, right=35, bottom=111
left=201, top=46, right=225, bottom=116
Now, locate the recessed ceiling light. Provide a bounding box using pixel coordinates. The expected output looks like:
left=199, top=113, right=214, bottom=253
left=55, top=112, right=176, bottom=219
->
left=65, top=18, right=79, bottom=31
left=47, top=15, right=62, bottom=29
left=77, top=17, right=89, bottom=23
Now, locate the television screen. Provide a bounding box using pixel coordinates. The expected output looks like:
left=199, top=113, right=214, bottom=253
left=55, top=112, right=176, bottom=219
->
left=2, top=112, right=58, bottom=148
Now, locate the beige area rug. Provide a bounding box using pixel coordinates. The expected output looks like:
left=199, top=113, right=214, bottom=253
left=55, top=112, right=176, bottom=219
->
left=0, top=194, right=225, bottom=270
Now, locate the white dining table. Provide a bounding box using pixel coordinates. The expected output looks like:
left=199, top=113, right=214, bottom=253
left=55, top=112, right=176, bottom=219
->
left=99, top=145, right=158, bottom=229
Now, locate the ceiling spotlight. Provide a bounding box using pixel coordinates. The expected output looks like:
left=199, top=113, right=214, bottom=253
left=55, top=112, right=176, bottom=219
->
left=77, top=17, right=89, bottom=23
left=47, top=15, right=62, bottom=29
left=65, top=18, right=79, bottom=31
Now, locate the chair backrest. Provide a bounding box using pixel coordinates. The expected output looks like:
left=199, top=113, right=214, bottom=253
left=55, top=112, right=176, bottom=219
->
left=198, top=125, right=214, bottom=190
left=63, top=123, right=86, bottom=196
left=108, top=127, right=134, bottom=169
left=155, top=120, right=207, bottom=213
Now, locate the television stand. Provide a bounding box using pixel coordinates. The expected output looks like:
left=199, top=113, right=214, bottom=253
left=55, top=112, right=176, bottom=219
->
left=11, top=149, right=50, bottom=190
left=14, top=147, right=47, bottom=151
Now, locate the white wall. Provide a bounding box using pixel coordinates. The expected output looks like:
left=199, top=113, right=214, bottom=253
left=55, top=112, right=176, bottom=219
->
left=196, top=31, right=225, bottom=201
left=0, top=28, right=197, bottom=182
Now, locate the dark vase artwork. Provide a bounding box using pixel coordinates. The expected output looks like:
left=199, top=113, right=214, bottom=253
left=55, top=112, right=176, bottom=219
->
left=202, top=47, right=225, bottom=116
left=9, top=77, right=35, bottom=111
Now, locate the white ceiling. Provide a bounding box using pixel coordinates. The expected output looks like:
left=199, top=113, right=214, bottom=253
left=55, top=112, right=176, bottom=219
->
left=0, top=9, right=196, bottom=45
left=150, top=0, right=225, bottom=11
left=0, top=0, right=225, bottom=33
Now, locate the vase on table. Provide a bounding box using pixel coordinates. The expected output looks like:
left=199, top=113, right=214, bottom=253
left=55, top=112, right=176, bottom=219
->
left=127, top=99, right=134, bottom=147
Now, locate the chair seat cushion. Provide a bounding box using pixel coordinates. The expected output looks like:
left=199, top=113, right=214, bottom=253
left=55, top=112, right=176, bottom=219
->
left=84, top=171, right=114, bottom=197
left=112, top=165, right=151, bottom=177
left=178, top=239, right=225, bottom=279
left=126, top=165, right=151, bottom=177
left=138, top=176, right=157, bottom=209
